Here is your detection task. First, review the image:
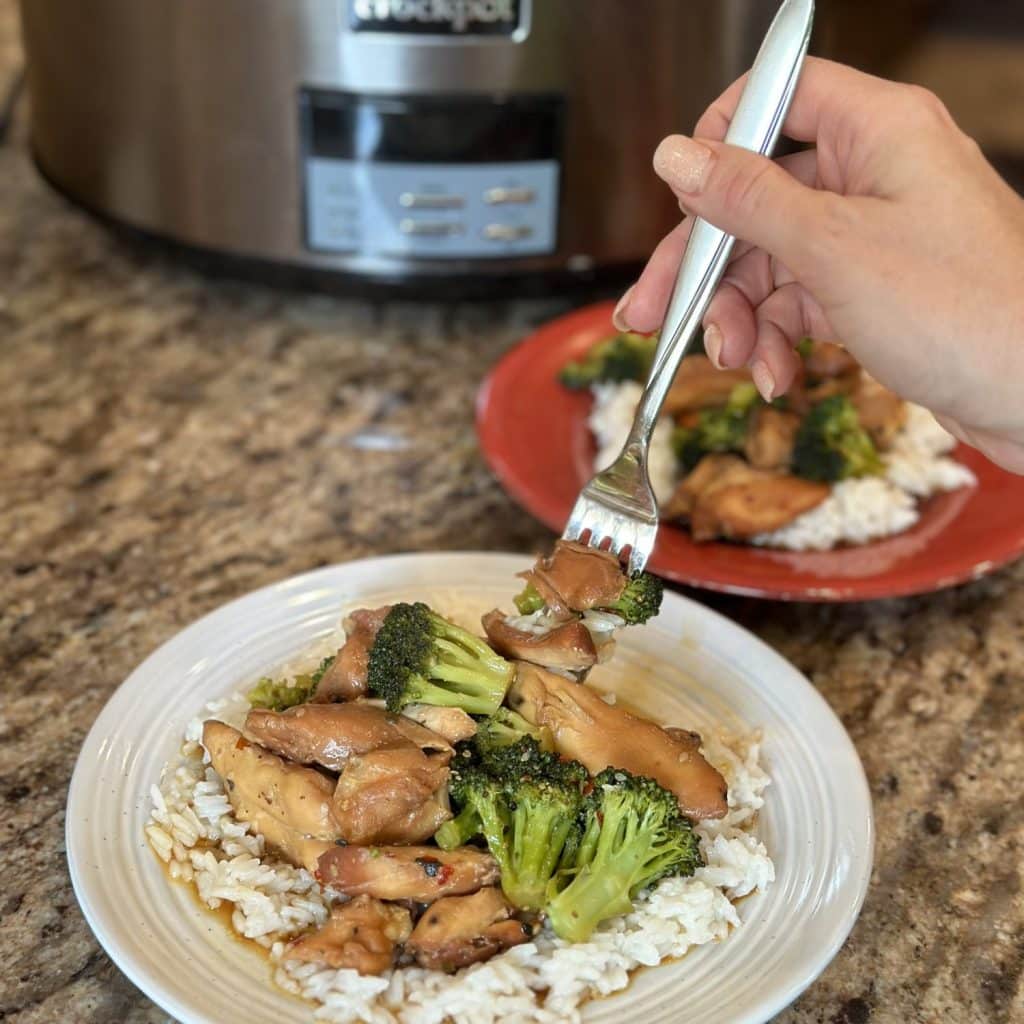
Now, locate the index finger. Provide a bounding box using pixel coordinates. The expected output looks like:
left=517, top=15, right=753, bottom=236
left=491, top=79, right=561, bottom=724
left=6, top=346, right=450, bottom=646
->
left=693, top=56, right=901, bottom=145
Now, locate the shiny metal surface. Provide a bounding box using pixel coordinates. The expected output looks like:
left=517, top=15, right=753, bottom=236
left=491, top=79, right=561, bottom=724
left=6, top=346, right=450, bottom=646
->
left=564, top=0, right=814, bottom=575
left=17, top=0, right=927, bottom=286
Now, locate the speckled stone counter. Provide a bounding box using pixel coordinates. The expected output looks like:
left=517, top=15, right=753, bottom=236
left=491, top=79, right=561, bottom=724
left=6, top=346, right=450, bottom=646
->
left=1, top=8, right=1023, bottom=1024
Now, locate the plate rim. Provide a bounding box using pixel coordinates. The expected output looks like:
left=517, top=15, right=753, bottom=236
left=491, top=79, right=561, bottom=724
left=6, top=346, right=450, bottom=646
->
left=67, top=551, right=875, bottom=1024
left=476, top=300, right=1024, bottom=602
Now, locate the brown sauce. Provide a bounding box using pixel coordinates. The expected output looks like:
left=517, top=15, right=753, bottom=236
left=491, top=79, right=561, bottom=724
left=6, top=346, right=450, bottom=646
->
left=154, top=842, right=270, bottom=958
left=151, top=842, right=331, bottom=1009
left=153, top=836, right=742, bottom=1019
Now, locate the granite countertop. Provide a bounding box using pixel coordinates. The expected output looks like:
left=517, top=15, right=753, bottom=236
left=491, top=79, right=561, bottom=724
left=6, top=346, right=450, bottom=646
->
left=2, top=8, right=1023, bottom=1024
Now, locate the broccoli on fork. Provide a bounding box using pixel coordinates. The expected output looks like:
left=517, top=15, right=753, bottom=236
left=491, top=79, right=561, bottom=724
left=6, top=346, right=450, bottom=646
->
left=545, top=767, right=703, bottom=943
left=598, top=572, right=664, bottom=626
left=513, top=573, right=663, bottom=627
left=367, top=602, right=513, bottom=716
left=513, top=583, right=547, bottom=616
left=436, top=737, right=587, bottom=910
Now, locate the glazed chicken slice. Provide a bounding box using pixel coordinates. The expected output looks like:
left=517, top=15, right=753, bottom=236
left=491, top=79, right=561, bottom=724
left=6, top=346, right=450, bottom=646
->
left=663, top=453, right=753, bottom=521
left=406, top=888, right=532, bottom=972
left=690, top=471, right=830, bottom=541
left=852, top=375, right=907, bottom=450
left=744, top=406, right=800, bottom=471
left=665, top=454, right=828, bottom=541
left=518, top=540, right=626, bottom=618
left=371, top=794, right=453, bottom=846
left=245, top=702, right=452, bottom=772
left=312, top=606, right=391, bottom=702
left=202, top=720, right=339, bottom=872
left=400, top=705, right=478, bottom=744
left=662, top=355, right=751, bottom=415
left=283, top=896, right=412, bottom=975
left=332, top=745, right=451, bottom=844
left=317, top=845, right=500, bottom=903
left=803, top=340, right=859, bottom=379
left=481, top=610, right=600, bottom=674
left=804, top=372, right=859, bottom=404
left=508, top=664, right=728, bottom=820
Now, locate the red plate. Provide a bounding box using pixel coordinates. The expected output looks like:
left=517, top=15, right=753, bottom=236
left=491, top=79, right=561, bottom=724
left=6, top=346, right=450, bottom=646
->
left=477, top=301, right=1024, bottom=601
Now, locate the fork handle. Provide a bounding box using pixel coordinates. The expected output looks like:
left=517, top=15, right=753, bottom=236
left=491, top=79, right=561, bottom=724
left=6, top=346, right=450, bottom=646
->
left=624, top=0, right=814, bottom=454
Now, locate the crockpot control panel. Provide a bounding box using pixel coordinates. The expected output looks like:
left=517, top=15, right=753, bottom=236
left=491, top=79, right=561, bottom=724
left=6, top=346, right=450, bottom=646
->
left=300, top=91, right=562, bottom=259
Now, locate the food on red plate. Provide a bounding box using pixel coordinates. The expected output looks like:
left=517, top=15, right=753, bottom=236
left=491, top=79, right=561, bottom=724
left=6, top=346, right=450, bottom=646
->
left=572, top=333, right=976, bottom=550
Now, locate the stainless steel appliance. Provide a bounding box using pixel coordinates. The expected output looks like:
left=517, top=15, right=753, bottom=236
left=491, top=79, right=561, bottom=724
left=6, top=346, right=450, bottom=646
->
left=18, top=0, right=932, bottom=293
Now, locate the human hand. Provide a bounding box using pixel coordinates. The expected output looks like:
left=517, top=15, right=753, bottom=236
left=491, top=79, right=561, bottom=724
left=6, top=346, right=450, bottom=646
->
left=615, top=58, right=1024, bottom=473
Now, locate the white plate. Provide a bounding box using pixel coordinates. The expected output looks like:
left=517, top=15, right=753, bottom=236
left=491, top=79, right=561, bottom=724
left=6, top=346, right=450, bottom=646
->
left=67, top=552, right=873, bottom=1024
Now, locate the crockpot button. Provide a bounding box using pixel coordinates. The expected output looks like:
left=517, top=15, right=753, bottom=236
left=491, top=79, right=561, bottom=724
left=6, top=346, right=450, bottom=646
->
left=484, top=187, right=536, bottom=205
left=399, top=193, right=465, bottom=209
left=483, top=223, right=534, bottom=241
left=399, top=219, right=464, bottom=236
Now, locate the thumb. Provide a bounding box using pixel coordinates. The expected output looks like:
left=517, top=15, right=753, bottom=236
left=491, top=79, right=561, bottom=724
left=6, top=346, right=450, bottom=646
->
left=653, top=134, right=829, bottom=275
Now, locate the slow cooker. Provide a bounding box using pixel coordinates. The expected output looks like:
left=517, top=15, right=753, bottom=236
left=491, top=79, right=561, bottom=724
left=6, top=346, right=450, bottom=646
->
left=18, top=0, right=933, bottom=294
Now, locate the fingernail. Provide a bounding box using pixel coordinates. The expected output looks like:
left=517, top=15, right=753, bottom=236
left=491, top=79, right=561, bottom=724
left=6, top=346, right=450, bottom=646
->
left=653, top=136, right=714, bottom=195
left=704, top=323, right=724, bottom=369
left=751, top=360, right=776, bottom=401
left=612, top=284, right=635, bottom=332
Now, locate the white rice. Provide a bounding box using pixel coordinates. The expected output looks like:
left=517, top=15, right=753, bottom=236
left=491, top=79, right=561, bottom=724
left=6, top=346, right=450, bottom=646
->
left=590, top=382, right=678, bottom=505
left=147, top=684, right=772, bottom=1024
left=504, top=607, right=624, bottom=649
left=587, top=380, right=976, bottom=552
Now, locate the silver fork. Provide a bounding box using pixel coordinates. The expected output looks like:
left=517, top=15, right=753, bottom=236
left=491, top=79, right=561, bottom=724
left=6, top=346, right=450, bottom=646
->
left=563, top=0, right=815, bottom=576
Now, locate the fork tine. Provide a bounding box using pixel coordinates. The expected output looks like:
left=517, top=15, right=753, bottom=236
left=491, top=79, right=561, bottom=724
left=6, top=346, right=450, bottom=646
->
left=628, top=527, right=654, bottom=575
left=564, top=471, right=658, bottom=574
left=608, top=521, right=633, bottom=559
left=563, top=502, right=587, bottom=541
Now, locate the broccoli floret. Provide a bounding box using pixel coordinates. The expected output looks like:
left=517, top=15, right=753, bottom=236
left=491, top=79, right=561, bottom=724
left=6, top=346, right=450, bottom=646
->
left=545, top=767, right=703, bottom=942
left=796, top=336, right=814, bottom=359
left=724, top=380, right=760, bottom=415
left=559, top=332, right=658, bottom=390
left=247, top=676, right=314, bottom=712
left=478, top=736, right=588, bottom=790
left=367, top=603, right=513, bottom=716
left=436, top=758, right=504, bottom=846
left=671, top=381, right=761, bottom=473
left=475, top=707, right=554, bottom=754
left=312, top=656, right=334, bottom=684
left=441, top=738, right=587, bottom=910
left=247, top=656, right=334, bottom=711
left=596, top=572, right=664, bottom=625
left=499, top=775, right=584, bottom=909
left=792, top=395, right=882, bottom=483
left=434, top=745, right=487, bottom=849
left=513, top=582, right=546, bottom=615
left=434, top=803, right=484, bottom=850
left=670, top=426, right=704, bottom=475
